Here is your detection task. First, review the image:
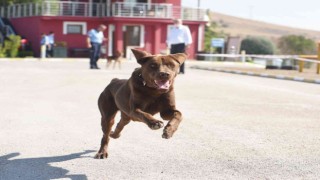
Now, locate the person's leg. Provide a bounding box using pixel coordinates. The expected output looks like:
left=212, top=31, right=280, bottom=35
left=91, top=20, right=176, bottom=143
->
left=46, top=45, right=50, bottom=57
left=90, top=43, right=96, bottom=68
left=170, top=43, right=186, bottom=74
left=180, top=61, right=185, bottom=74
left=50, top=43, right=54, bottom=57
left=94, top=43, right=102, bottom=68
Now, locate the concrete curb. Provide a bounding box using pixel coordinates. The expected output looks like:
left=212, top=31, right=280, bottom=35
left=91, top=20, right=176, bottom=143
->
left=0, top=57, right=89, bottom=62
left=191, top=65, right=320, bottom=85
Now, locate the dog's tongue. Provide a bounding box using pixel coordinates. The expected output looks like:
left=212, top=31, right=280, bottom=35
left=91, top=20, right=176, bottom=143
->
left=155, top=80, right=170, bottom=89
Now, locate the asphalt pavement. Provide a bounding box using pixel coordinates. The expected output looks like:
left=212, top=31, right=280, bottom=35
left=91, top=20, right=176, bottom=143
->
left=0, top=59, right=320, bottom=180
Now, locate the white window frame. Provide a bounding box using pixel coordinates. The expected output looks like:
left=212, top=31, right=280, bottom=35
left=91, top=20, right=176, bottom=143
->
left=108, top=24, right=115, bottom=56
left=140, top=25, right=145, bottom=47
left=63, top=21, right=87, bottom=35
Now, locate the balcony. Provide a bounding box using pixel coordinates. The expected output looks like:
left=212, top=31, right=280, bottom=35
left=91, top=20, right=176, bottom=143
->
left=0, top=1, right=207, bottom=21
left=112, top=2, right=206, bottom=21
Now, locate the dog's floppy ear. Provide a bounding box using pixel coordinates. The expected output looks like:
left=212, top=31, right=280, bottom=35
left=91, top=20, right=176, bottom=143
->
left=169, top=53, right=188, bottom=65
left=131, top=49, right=151, bottom=64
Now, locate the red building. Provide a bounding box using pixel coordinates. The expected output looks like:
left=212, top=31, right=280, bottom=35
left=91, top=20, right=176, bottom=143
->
left=1, top=0, right=207, bottom=59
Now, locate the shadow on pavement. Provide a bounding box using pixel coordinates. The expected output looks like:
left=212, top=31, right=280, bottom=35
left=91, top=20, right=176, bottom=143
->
left=0, top=150, right=95, bottom=180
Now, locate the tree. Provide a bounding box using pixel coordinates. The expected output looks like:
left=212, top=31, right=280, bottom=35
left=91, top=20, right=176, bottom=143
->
left=0, top=0, right=42, bottom=6
left=240, top=36, right=275, bottom=55
left=203, top=10, right=227, bottom=53
left=278, top=35, right=316, bottom=55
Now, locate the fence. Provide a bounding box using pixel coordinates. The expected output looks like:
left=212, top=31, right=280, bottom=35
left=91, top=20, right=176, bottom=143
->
left=196, top=53, right=320, bottom=74
left=1, top=1, right=206, bottom=21
left=5, top=2, right=106, bottom=18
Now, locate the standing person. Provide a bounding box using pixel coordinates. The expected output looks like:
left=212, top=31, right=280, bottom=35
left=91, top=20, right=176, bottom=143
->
left=47, top=31, right=55, bottom=57
left=40, top=33, right=48, bottom=59
left=87, top=24, right=107, bottom=69
left=166, top=19, right=192, bottom=74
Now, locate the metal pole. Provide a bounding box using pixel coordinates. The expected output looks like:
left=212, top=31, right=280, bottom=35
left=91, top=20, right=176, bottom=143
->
left=197, top=0, right=200, bottom=20
left=317, top=42, right=320, bottom=74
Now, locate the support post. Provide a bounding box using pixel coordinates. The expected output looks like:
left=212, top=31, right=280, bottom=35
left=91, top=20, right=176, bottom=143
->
left=299, top=60, right=304, bottom=73
left=317, top=43, right=320, bottom=74
left=241, top=50, right=246, bottom=63
left=114, top=23, right=123, bottom=57
left=153, top=24, right=161, bottom=54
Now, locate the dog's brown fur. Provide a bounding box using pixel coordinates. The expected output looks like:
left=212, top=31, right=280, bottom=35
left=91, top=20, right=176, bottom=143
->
left=106, top=50, right=122, bottom=69
left=95, top=49, right=187, bottom=159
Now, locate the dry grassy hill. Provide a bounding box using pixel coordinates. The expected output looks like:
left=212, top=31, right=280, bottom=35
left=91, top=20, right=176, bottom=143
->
left=209, top=11, right=320, bottom=41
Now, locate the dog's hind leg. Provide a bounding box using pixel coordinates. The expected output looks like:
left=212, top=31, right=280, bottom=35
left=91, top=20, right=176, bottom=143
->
left=112, top=60, right=117, bottom=69
left=106, top=59, right=112, bottom=69
left=95, top=91, right=118, bottom=159
left=110, top=112, right=131, bottom=139
left=118, top=60, right=122, bottom=70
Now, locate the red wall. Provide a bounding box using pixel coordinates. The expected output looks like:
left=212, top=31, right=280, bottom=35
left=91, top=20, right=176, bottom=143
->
left=10, top=17, right=108, bottom=57
left=10, top=16, right=204, bottom=58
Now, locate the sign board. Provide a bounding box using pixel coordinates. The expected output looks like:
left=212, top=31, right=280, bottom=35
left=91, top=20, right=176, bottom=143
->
left=211, top=38, right=225, bottom=48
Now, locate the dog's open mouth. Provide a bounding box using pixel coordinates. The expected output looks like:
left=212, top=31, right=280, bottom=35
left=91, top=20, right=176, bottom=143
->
left=154, top=80, right=171, bottom=90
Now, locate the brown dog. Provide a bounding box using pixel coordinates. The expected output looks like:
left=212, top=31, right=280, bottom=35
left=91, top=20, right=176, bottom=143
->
left=95, top=49, right=187, bottom=159
left=106, top=50, right=122, bottom=69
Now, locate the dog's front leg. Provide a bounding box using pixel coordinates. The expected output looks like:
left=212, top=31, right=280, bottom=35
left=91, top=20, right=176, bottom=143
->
left=160, top=109, right=182, bottom=139
left=130, top=109, right=164, bottom=130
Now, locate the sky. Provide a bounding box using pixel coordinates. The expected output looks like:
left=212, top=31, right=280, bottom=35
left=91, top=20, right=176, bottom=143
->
left=182, top=0, right=320, bottom=31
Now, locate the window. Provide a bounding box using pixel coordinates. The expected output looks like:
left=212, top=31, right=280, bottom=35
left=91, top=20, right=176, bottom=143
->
left=63, top=21, right=87, bottom=35
left=124, top=25, right=145, bottom=47
left=67, top=25, right=82, bottom=34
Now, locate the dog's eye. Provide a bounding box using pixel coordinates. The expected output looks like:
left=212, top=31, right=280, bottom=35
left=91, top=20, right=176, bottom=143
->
left=168, top=63, right=175, bottom=69
left=149, top=63, right=158, bottom=69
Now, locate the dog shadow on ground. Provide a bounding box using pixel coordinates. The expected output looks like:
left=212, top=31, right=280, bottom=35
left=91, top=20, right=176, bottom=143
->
left=0, top=150, right=94, bottom=180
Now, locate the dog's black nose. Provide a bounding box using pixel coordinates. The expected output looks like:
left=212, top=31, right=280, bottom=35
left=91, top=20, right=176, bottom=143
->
left=159, top=72, right=170, bottom=78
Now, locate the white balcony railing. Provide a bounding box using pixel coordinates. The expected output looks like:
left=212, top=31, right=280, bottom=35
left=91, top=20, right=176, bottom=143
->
left=112, top=2, right=173, bottom=18
left=5, top=2, right=106, bottom=18
left=112, top=2, right=206, bottom=21
left=2, top=1, right=206, bottom=21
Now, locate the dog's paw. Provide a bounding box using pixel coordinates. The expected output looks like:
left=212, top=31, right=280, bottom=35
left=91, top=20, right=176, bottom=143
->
left=109, top=131, right=120, bottom=139
left=162, top=125, right=176, bottom=139
left=94, top=152, right=108, bottom=159
left=149, top=120, right=164, bottom=130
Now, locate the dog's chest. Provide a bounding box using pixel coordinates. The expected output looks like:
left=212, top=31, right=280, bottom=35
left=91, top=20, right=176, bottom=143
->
left=140, top=98, right=164, bottom=114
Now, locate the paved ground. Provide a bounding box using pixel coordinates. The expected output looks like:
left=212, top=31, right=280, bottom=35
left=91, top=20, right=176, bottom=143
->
left=1, top=59, right=320, bottom=180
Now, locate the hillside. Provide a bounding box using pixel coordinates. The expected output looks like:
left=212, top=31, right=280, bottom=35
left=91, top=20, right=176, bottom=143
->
left=209, top=11, right=320, bottom=41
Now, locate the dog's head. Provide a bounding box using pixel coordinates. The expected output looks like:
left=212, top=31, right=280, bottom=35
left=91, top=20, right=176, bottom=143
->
left=132, top=49, right=187, bottom=92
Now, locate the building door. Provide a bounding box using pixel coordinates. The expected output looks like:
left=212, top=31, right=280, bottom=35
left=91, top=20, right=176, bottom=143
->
left=123, top=25, right=144, bottom=59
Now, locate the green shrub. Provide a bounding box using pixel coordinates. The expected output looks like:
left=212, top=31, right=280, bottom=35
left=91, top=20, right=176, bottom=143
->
left=0, top=45, right=7, bottom=57
left=18, top=50, right=34, bottom=57
left=278, top=35, right=316, bottom=55
left=4, top=35, right=21, bottom=57
left=240, top=36, right=275, bottom=55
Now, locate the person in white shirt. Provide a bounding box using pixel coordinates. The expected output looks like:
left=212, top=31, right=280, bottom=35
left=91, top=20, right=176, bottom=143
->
left=87, top=24, right=107, bottom=69
left=47, top=31, right=55, bottom=57
left=166, top=19, right=192, bottom=74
